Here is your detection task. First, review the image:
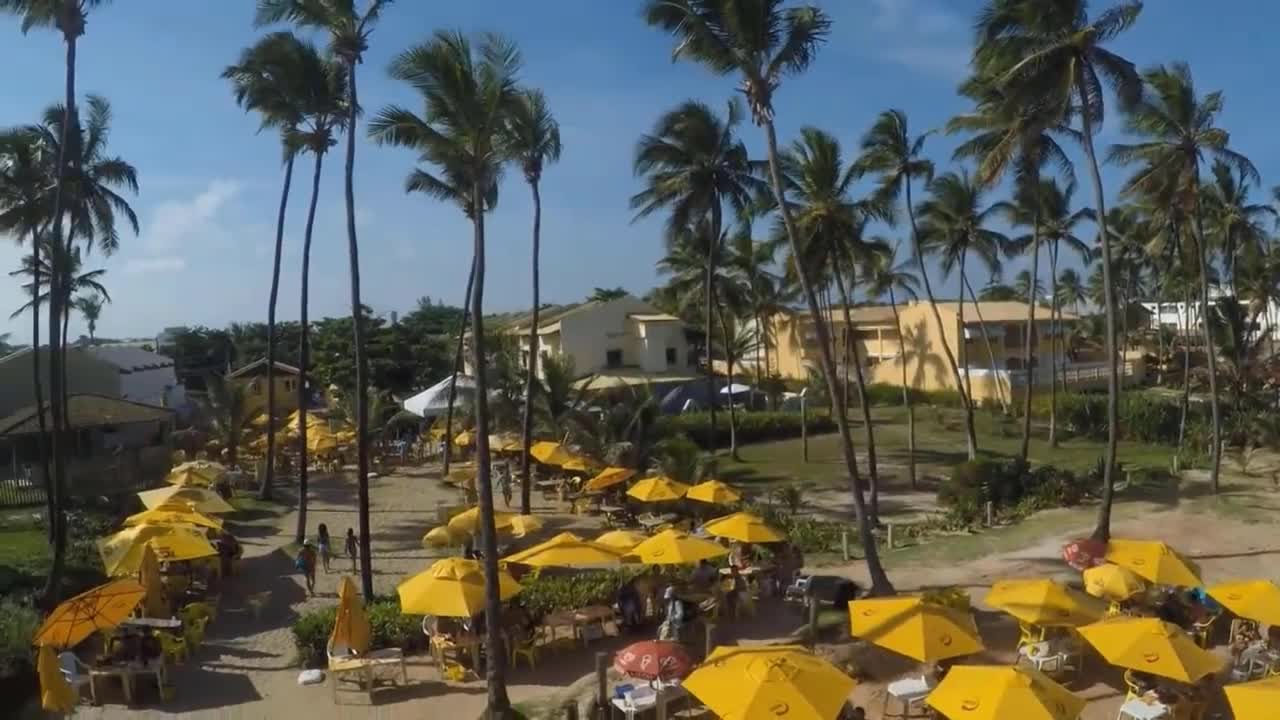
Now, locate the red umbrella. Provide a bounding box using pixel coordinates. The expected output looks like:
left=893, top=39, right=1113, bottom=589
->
left=1062, top=538, right=1107, bottom=571
left=613, top=640, right=693, bottom=681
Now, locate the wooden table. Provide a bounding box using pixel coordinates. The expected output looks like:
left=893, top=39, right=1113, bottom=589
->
left=638, top=515, right=675, bottom=531
left=544, top=606, right=616, bottom=646
left=120, top=617, right=182, bottom=630
left=89, top=659, right=165, bottom=705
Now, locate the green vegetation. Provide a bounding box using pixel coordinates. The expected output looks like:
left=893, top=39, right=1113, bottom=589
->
left=291, top=600, right=426, bottom=668
left=659, top=410, right=835, bottom=449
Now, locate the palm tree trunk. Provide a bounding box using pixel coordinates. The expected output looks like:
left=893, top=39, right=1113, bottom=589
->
left=1192, top=191, right=1222, bottom=493
left=705, top=202, right=722, bottom=453
left=1155, top=291, right=1165, bottom=385
left=762, top=119, right=892, bottom=595
left=261, top=151, right=296, bottom=502
left=1078, top=73, right=1121, bottom=544
left=958, top=256, right=973, bottom=403
left=1178, top=283, right=1191, bottom=454
left=42, top=27, right=78, bottom=605
left=443, top=256, right=476, bottom=476
left=294, top=150, right=324, bottom=545
left=27, top=226, right=54, bottom=543
left=1019, top=230, right=1041, bottom=463
left=469, top=187, right=511, bottom=713
left=343, top=62, right=374, bottom=600
left=965, top=275, right=1006, bottom=416
left=717, top=310, right=740, bottom=460
left=906, top=185, right=977, bottom=460
left=889, top=288, right=916, bottom=489
left=833, top=260, right=880, bottom=523
left=519, top=179, right=542, bottom=515
left=1048, top=244, right=1060, bottom=447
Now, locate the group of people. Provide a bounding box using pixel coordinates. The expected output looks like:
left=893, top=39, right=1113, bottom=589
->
left=296, top=523, right=360, bottom=595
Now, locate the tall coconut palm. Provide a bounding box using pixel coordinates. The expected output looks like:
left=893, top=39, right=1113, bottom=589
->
left=725, top=229, right=783, bottom=387
left=369, top=30, right=521, bottom=713
left=1056, top=269, right=1087, bottom=315
left=1107, top=61, right=1254, bottom=495
left=864, top=241, right=920, bottom=487
left=228, top=32, right=348, bottom=543
left=631, top=98, right=764, bottom=455
left=976, top=0, right=1143, bottom=542
left=0, top=128, right=54, bottom=536
left=1204, top=160, right=1275, bottom=302
left=224, top=31, right=310, bottom=503
left=72, top=292, right=103, bottom=342
left=643, top=0, right=893, bottom=595
left=776, top=127, right=888, bottom=519
left=2, top=0, right=111, bottom=601
left=11, top=240, right=110, bottom=363
left=506, top=88, right=561, bottom=515
left=853, top=110, right=977, bottom=461
left=256, top=0, right=393, bottom=600
left=917, top=169, right=1009, bottom=408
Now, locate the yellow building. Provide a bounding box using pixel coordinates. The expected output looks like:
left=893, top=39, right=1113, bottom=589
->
left=765, top=300, right=1131, bottom=403
left=226, top=359, right=313, bottom=417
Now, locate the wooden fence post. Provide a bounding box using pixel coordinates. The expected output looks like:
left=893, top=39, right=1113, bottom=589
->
left=841, top=531, right=849, bottom=561
left=985, top=501, right=994, bottom=527
left=801, top=395, right=809, bottom=463
left=886, top=523, right=895, bottom=550
left=807, top=593, right=819, bottom=649
left=594, top=651, right=608, bottom=719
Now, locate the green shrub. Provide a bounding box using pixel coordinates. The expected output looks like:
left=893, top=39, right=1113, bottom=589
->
left=291, top=600, right=426, bottom=668
left=937, top=459, right=1095, bottom=525
left=863, top=384, right=966, bottom=408
left=518, top=569, right=648, bottom=619
left=0, top=601, right=39, bottom=703
left=1037, top=391, right=1211, bottom=448
left=658, top=411, right=835, bottom=449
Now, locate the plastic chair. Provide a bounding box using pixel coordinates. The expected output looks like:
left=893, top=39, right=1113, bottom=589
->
left=58, top=652, right=91, bottom=700
left=510, top=628, right=540, bottom=670
left=1018, top=623, right=1047, bottom=649
left=1191, top=614, right=1218, bottom=648
left=1122, top=670, right=1144, bottom=702
left=156, top=631, right=188, bottom=665
left=182, top=602, right=215, bottom=626
left=246, top=591, right=272, bottom=620
left=431, top=634, right=460, bottom=677
left=184, top=616, right=209, bottom=651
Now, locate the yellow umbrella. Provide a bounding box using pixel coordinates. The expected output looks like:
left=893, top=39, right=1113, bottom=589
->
left=561, top=454, right=598, bottom=472
left=423, top=525, right=463, bottom=548
left=308, top=430, right=339, bottom=453
left=446, top=465, right=476, bottom=485
left=594, top=529, right=648, bottom=551
left=583, top=467, right=637, bottom=493
left=124, top=502, right=224, bottom=530
left=530, top=440, right=573, bottom=465
left=447, top=506, right=515, bottom=535
left=502, top=532, right=626, bottom=568
left=454, top=431, right=474, bottom=447
left=97, top=524, right=217, bottom=576
left=166, top=460, right=226, bottom=487
left=138, top=544, right=169, bottom=619
left=334, top=429, right=356, bottom=445
left=683, top=645, right=855, bottom=720
left=1224, top=676, right=1280, bottom=720
left=926, top=665, right=1085, bottom=720
left=849, top=596, right=984, bottom=663
left=686, top=479, right=741, bottom=505
left=38, top=645, right=77, bottom=713
left=507, top=514, right=544, bottom=538
left=330, top=576, right=372, bottom=654
left=137, top=486, right=235, bottom=514
left=627, top=476, right=690, bottom=503
left=1105, top=539, right=1202, bottom=587
left=1083, top=563, right=1147, bottom=602
left=34, top=579, right=146, bottom=648
left=397, top=557, right=521, bottom=617
left=629, top=529, right=727, bottom=565
left=702, top=512, right=785, bottom=543
left=1208, top=580, right=1280, bottom=626
left=1077, top=616, right=1224, bottom=682
left=985, top=578, right=1109, bottom=627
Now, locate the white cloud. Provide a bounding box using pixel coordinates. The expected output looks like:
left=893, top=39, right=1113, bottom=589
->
left=123, top=256, right=186, bottom=274
left=144, top=179, right=241, bottom=250
left=860, top=0, right=971, bottom=80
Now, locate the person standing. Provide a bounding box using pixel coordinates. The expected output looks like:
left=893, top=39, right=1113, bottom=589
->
left=344, top=528, right=358, bottom=574
left=317, top=523, right=332, bottom=573
left=297, top=541, right=318, bottom=596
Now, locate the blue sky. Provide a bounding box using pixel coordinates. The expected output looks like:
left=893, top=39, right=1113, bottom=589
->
left=2, top=0, right=1276, bottom=343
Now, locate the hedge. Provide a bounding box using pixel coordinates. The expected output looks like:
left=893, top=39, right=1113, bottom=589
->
left=0, top=601, right=39, bottom=706
left=863, top=383, right=967, bottom=408
left=292, top=600, right=426, bottom=668
left=1034, top=391, right=1215, bottom=446
left=937, top=459, right=1096, bottom=525
left=659, top=411, right=835, bottom=448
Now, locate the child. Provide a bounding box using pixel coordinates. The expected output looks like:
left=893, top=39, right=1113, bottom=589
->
left=317, top=523, right=332, bottom=573
left=344, top=528, right=358, bottom=573
left=297, top=540, right=318, bottom=596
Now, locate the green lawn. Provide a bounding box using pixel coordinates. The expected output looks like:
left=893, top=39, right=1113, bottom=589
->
left=719, top=405, right=1176, bottom=488
left=0, top=514, right=49, bottom=577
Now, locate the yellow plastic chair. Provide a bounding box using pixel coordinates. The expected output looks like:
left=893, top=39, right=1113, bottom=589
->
left=1191, top=614, right=1218, bottom=648
left=184, top=616, right=209, bottom=651
left=1122, top=670, right=1144, bottom=703
left=510, top=628, right=540, bottom=670
left=1017, top=623, right=1047, bottom=650
left=157, top=631, right=187, bottom=665
left=431, top=634, right=460, bottom=678
left=181, top=602, right=215, bottom=626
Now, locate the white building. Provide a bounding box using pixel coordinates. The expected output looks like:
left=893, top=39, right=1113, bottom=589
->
left=86, top=345, right=186, bottom=409
left=1141, top=289, right=1280, bottom=339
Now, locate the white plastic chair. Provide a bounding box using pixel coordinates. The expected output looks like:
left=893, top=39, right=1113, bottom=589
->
left=58, top=651, right=91, bottom=701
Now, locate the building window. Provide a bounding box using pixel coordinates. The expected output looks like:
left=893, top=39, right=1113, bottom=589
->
left=606, top=349, right=623, bottom=368
left=250, top=379, right=262, bottom=396
left=665, top=347, right=677, bottom=367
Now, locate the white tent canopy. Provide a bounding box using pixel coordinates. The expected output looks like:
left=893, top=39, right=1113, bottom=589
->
left=401, top=374, right=476, bottom=418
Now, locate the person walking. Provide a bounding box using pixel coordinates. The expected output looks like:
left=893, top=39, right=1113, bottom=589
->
left=317, top=523, right=332, bottom=573
left=297, top=540, right=318, bottom=596
left=344, top=528, right=358, bottom=574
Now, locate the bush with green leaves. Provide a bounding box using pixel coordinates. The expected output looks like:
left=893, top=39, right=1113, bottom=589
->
left=937, top=459, right=1095, bottom=525
left=863, top=383, right=966, bottom=408
left=658, top=411, right=835, bottom=448
left=291, top=600, right=425, bottom=668
left=1037, top=391, right=1212, bottom=447
left=0, top=601, right=39, bottom=702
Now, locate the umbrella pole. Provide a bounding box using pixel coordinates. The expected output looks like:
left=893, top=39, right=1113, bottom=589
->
left=595, top=651, right=608, bottom=716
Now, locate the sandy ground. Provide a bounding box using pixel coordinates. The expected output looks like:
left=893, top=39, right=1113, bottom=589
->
left=66, top=459, right=1280, bottom=719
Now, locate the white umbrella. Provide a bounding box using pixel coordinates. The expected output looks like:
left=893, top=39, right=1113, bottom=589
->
left=402, top=374, right=475, bottom=418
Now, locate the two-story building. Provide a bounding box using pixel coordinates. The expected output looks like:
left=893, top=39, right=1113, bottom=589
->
left=226, top=358, right=320, bottom=418
left=468, top=295, right=699, bottom=382
left=765, top=300, right=1132, bottom=403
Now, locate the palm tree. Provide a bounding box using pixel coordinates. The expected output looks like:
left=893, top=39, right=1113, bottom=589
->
left=917, top=169, right=1009, bottom=409
left=1056, top=269, right=1086, bottom=316
left=72, top=292, right=103, bottom=342
left=369, top=30, right=522, bottom=713
left=1108, top=61, right=1254, bottom=495
left=724, top=229, right=782, bottom=387
left=256, top=0, right=393, bottom=601
left=2, top=0, right=111, bottom=601
left=1204, top=160, right=1275, bottom=303
left=11, top=239, right=110, bottom=341
left=631, top=98, right=764, bottom=456
left=206, top=374, right=250, bottom=470
left=853, top=110, right=977, bottom=461
left=228, top=32, right=347, bottom=542
left=506, top=88, right=561, bottom=515
left=776, top=127, right=888, bottom=519
left=588, top=287, right=628, bottom=302
left=1013, top=270, right=1045, bottom=303
left=1008, top=178, right=1092, bottom=446
left=643, top=0, right=893, bottom=595
left=224, top=31, right=310, bottom=503
left=976, top=0, right=1143, bottom=542
left=864, top=241, right=920, bottom=488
